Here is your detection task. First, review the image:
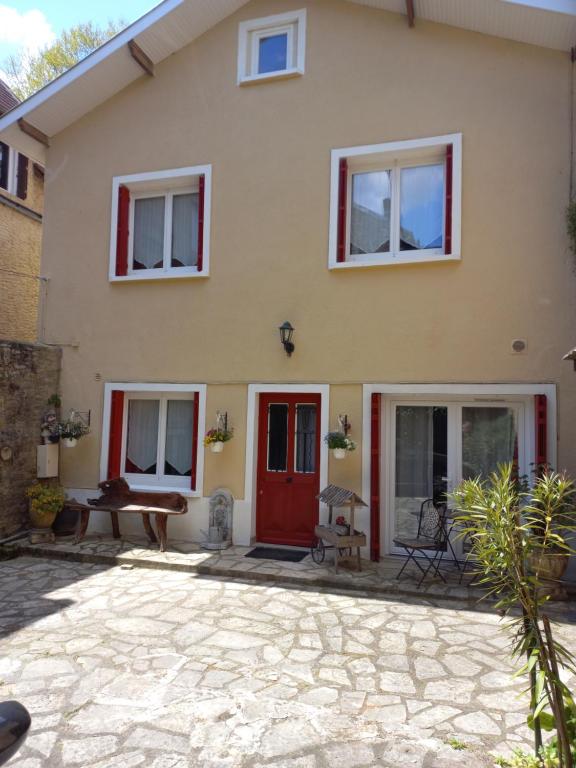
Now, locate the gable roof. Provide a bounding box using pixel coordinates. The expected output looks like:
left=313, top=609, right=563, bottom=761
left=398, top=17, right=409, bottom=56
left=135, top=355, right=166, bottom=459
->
left=0, top=80, right=19, bottom=116
left=0, top=0, right=574, bottom=162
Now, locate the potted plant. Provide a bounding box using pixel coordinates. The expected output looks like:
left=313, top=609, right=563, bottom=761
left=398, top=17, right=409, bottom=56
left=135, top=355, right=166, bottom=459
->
left=324, top=431, right=356, bottom=459
left=58, top=417, right=90, bottom=448
left=204, top=427, right=233, bottom=453
left=26, top=482, right=65, bottom=529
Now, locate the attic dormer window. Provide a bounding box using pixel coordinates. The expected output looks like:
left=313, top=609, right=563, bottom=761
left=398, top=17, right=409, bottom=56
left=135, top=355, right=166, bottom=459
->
left=238, top=9, right=306, bottom=85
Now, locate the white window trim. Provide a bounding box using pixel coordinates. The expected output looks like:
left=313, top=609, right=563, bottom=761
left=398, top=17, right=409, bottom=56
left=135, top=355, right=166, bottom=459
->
left=238, top=9, right=306, bottom=85
left=100, top=382, right=207, bottom=498
left=328, top=133, right=462, bottom=270
left=1, top=146, right=18, bottom=196
left=109, top=165, right=211, bottom=282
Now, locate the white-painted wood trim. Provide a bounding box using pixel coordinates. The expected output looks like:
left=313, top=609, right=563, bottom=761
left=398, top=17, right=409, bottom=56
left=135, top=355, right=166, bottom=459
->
left=328, top=133, right=462, bottom=269
left=100, top=382, right=206, bottom=497
left=237, top=8, right=306, bottom=84
left=362, top=382, right=557, bottom=556
left=109, top=164, right=211, bottom=281
left=244, top=384, right=330, bottom=536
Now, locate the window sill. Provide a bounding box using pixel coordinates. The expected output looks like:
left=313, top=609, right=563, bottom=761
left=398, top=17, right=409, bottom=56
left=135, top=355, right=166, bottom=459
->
left=125, top=483, right=200, bottom=499
left=110, top=270, right=209, bottom=283
left=239, top=68, right=303, bottom=86
left=329, top=252, right=461, bottom=270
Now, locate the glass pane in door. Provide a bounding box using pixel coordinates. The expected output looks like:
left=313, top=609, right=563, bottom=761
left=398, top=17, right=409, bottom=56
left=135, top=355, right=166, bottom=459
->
left=295, top=404, right=316, bottom=473
left=267, top=404, right=288, bottom=471
left=461, top=407, right=517, bottom=480
left=394, top=406, right=448, bottom=541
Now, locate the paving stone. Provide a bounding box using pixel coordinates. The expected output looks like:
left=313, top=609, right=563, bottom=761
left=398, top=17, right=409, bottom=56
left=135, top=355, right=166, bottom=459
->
left=61, top=735, right=118, bottom=764
left=453, top=711, right=502, bottom=735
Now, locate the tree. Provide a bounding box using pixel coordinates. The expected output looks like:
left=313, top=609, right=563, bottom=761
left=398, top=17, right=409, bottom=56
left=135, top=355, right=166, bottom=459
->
left=3, top=20, right=125, bottom=101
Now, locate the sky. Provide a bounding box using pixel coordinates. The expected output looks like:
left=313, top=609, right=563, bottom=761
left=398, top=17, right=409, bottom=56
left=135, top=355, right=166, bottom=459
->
left=0, top=0, right=156, bottom=64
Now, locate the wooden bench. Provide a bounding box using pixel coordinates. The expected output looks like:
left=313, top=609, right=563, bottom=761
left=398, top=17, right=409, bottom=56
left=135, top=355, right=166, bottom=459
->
left=71, top=478, right=188, bottom=552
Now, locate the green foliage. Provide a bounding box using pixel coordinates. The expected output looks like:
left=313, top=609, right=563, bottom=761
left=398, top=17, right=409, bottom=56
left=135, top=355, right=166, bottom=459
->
left=3, top=20, right=125, bottom=100
left=567, top=200, right=576, bottom=258
left=58, top=419, right=90, bottom=440
left=203, top=428, right=233, bottom=445
left=324, top=431, right=356, bottom=451
left=47, top=394, right=61, bottom=409
left=446, top=737, right=468, bottom=751
left=25, top=482, right=65, bottom=517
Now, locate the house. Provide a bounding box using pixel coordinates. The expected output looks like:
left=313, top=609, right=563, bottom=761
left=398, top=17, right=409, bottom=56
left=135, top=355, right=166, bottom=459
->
left=0, top=80, right=44, bottom=342
left=0, top=0, right=574, bottom=562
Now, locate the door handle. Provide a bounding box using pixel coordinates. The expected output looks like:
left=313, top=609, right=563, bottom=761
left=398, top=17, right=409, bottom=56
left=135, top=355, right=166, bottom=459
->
left=286, top=477, right=293, bottom=484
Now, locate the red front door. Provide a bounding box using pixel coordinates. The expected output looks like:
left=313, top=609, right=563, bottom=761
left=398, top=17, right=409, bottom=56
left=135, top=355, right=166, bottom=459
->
left=256, top=393, right=321, bottom=546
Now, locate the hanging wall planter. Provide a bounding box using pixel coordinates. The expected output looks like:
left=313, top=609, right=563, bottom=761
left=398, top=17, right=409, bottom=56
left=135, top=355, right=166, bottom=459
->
left=210, top=441, right=225, bottom=454
left=333, top=448, right=347, bottom=460
left=324, top=430, right=356, bottom=460
left=204, top=412, right=233, bottom=454
left=63, top=438, right=78, bottom=449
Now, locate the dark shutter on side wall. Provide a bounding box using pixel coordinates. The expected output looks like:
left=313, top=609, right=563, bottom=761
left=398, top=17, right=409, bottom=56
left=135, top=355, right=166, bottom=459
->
left=107, top=391, right=125, bottom=479
left=336, top=157, right=348, bottom=263
left=0, top=142, right=9, bottom=190
left=16, top=154, right=29, bottom=199
left=197, top=175, right=205, bottom=272
left=370, top=393, right=381, bottom=562
left=190, top=391, right=200, bottom=490
left=444, top=144, right=453, bottom=255
left=116, top=185, right=130, bottom=276
left=535, top=394, right=547, bottom=472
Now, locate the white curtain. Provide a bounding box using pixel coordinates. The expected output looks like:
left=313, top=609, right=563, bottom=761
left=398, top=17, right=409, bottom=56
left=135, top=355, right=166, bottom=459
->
left=133, top=197, right=165, bottom=269
left=126, top=400, right=159, bottom=473
left=165, top=400, right=194, bottom=476
left=395, top=406, right=433, bottom=498
left=171, top=193, right=198, bottom=268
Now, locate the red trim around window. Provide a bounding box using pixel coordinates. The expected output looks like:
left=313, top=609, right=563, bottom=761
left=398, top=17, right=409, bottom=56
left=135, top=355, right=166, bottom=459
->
left=444, top=144, right=453, bottom=255
left=370, top=393, right=381, bottom=562
left=336, top=157, right=348, bottom=263
left=535, top=394, right=547, bottom=472
left=107, top=391, right=125, bottom=479
left=116, top=185, right=130, bottom=276
left=197, top=174, right=205, bottom=272
left=190, top=391, right=200, bottom=490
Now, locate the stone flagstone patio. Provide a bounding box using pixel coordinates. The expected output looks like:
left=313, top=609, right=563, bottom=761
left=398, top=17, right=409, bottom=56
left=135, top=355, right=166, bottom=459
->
left=1, top=554, right=576, bottom=767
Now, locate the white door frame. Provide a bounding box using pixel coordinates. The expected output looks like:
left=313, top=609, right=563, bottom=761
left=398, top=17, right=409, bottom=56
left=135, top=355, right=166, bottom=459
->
left=362, top=383, right=557, bottom=557
left=245, top=384, right=330, bottom=543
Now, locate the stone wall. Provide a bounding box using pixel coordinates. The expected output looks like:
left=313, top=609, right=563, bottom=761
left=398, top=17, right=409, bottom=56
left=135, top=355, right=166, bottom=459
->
left=0, top=341, right=61, bottom=537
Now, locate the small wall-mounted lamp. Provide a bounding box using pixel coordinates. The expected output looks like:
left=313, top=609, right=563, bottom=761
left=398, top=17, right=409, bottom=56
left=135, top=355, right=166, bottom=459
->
left=279, top=321, right=295, bottom=357
left=338, top=414, right=351, bottom=436
left=563, top=348, right=576, bottom=371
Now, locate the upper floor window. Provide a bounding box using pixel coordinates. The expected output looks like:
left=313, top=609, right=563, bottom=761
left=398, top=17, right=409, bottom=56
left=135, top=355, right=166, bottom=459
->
left=0, top=142, right=29, bottom=200
left=238, top=9, right=306, bottom=85
left=110, top=165, right=211, bottom=281
left=329, top=134, right=462, bottom=269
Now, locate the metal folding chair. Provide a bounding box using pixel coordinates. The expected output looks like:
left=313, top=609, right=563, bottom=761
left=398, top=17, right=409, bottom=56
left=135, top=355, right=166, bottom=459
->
left=393, top=499, right=448, bottom=587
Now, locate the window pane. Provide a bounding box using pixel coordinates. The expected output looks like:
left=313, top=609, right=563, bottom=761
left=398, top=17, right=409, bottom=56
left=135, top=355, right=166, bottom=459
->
left=165, top=400, right=194, bottom=476
left=350, top=171, right=391, bottom=255
left=125, top=400, right=159, bottom=474
left=295, top=404, right=316, bottom=473
left=171, top=193, right=198, bottom=268
left=400, top=164, right=444, bottom=251
left=258, top=33, right=288, bottom=74
left=133, top=197, right=165, bottom=270
left=462, top=407, right=517, bottom=480
left=267, top=404, right=288, bottom=471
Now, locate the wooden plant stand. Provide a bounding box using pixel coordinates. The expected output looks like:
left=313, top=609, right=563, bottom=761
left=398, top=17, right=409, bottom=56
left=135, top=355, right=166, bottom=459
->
left=311, top=485, right=368, bottom=573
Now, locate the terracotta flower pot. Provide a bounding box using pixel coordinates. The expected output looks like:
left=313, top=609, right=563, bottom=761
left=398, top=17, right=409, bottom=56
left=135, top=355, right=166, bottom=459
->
left=528, top=550, right=569, bottom=583
left=29, top=506, right=59, bottom=529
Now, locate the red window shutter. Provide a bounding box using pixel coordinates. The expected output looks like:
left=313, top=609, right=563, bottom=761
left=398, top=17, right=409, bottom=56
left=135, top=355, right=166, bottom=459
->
left=16, top=154, right=29, bottom=200
left=116, top=185, right=130, bottom=276
left=0, top=142, right=9, bottom=190
left=444, top=144, right=453, bottom=255
left=370, top=393, right=381, bottom=562
left=535, top=394, right=547, bottom=472
left=336, top=157, right=348, bottom=263
left=107, top=391, right=125, bottom=479
left=190, top=391, right=200, bottom=490
left=197, top=174, right=205, bottom=272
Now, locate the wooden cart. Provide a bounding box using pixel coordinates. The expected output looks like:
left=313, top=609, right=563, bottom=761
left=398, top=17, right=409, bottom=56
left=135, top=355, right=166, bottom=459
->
left=311, top=485, right=367, bottom=572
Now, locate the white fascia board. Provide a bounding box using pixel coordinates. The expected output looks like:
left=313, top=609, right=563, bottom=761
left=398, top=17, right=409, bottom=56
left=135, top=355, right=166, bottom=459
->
left=502, top=0, right=576, bottom=15
left=0, top=0, right=185, bottom=137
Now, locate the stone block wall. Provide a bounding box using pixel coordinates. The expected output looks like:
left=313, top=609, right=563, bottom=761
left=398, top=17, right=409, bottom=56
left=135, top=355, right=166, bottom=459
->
left=0, top=341, right=61, bottom=537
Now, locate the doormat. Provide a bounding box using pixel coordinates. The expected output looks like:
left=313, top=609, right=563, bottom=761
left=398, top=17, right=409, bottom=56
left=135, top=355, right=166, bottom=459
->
left=245, top=547, right=308, bottom=563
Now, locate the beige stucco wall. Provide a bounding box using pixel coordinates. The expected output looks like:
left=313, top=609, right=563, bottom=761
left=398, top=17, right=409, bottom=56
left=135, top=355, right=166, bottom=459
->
left=0, top=167, right=43, bottom=342
left=40, top=0, right=576, bottom=528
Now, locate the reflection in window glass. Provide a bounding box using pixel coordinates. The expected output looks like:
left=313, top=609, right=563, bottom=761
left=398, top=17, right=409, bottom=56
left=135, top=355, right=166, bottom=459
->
left=258, top=33, right=288, bottom=74
left=126, top=400, right=160, bottom=474
left=295, top=405, right=316, bottom=473
left=171, top=193, right=199, bottom=268
left=165, top=400, right=194, bottom=476
left=400, top=164, right=444, bottom=251
left=462, top=407, right=516, bottom=480
left=267, top=404, right=288, bottom=471
left=133, top=197, right=165, bottom=269
left=350, top=171, right=391, bottom=255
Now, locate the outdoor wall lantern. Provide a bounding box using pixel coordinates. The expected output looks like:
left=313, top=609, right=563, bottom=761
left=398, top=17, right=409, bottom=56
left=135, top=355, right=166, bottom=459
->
left=279, top=322, right=295, bottom=357
left=563, top=348, right=576, bottom=370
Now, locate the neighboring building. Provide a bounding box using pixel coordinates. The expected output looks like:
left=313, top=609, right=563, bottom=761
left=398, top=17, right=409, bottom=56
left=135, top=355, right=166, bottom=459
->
left=1, top=0, right=575, bottom=562
left=0, top=80, right=43, bottom=342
